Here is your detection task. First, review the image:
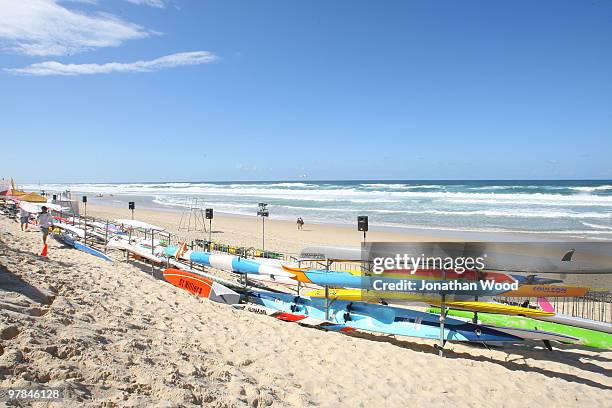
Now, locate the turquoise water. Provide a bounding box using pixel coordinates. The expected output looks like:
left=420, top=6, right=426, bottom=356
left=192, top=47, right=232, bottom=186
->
left=27, top=180, right=612, bottom=239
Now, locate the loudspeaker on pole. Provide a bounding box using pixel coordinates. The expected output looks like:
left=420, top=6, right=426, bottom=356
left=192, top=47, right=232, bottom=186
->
left=357, top=216, right=369, bottom=232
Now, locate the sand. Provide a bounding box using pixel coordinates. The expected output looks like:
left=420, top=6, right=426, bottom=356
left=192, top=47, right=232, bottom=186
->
left=1, top=209, right=611, bottom=407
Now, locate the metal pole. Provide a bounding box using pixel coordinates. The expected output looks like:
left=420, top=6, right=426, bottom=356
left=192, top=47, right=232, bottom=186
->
left=104, top=219, right=109, bottom=253
left=127, top=228, right=132, bottom=262
left=244, top=267, right=249, bottom=303
left=151, top=230, right=155, bottom=274
left=190, top=240, right=194, bottom=269
left=262, top=216, right=265, bottom=254
left=209, top=219, right=212, bottom=245
left=438, top=269, right=447, bottom=357
left=325, top=259, right=330, bottom=320
left=472, top=271, right=480, bottom=324
left=297, top=260, right=301, bottom=296
left=166, top=234, right=171, bottom=268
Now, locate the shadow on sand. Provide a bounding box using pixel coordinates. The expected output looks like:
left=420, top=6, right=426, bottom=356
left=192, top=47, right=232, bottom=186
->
left=0, top=264, right=53, bottom=305
left=344, top=330, right=612, bottom=391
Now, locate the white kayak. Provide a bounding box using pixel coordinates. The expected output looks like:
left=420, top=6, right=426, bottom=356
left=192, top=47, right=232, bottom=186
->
left=116, top=219, right=165, bottom=231
left=54, top=222, right=85, bottom=238
left=19, top=201, right=65, bottom=213
left=106, top=238, right=164, bottom=263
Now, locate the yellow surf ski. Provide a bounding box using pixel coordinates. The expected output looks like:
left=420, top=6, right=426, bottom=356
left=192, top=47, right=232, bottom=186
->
left=304, top=288, right=554, bottom=317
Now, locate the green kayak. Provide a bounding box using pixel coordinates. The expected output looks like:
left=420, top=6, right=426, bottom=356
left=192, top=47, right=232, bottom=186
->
left=427, top=307, right=612, bottom=350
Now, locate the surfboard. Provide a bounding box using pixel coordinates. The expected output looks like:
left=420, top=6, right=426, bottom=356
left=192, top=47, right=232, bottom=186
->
left=163, top=268, right=240, bottom=305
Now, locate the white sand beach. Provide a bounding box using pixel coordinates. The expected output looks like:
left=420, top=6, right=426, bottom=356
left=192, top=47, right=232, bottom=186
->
left=1, top=208, right=611, bottom=407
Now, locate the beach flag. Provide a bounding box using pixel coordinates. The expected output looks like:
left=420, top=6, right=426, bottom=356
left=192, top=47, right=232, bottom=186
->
left=40, top=244, right=48, bottom=257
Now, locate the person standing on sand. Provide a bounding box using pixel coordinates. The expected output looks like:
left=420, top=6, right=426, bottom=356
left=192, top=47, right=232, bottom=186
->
left=37, top=206, right=53, bottom=245
left=297, top=217, right=304, bottom=230
left=20, top=207, right=30, bottom=231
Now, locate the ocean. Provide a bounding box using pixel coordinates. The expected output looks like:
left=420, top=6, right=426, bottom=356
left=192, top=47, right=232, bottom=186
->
left=24, top=180, right=612, bottom=240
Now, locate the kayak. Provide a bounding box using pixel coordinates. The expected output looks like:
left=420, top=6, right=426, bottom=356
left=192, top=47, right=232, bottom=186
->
left=107, top=237, right=164, bottom=263
left=54, top=222, right=85, bottom=238
left=73, top=241, right=113, bottom=262
left=163, top=268, right=240, bottom=305
left=502, top=285, right=588, bottom=297
left=428, top=308, right=612, bottom=349
left=234, top=303, right=354, bottom=332
left=248, top=290, right=523, bottom=343
left=165, top=247, right=298, bottom=284
left=304, top=288, right=554, bottom=317
left=536, top=314, right=612, bottom=334
left=58, top=233, right=113, bottom=262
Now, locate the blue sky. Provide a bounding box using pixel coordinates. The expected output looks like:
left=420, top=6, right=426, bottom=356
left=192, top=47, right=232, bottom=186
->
left=1, top=0, right=611, bottom=182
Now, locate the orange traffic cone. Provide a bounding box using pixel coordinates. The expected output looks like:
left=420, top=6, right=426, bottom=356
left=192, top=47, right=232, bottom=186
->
left=40, top=244, right=48, bottom=257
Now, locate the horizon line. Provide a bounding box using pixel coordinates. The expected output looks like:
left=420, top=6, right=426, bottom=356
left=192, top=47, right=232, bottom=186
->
left=17, top=178, right=612, bottom=185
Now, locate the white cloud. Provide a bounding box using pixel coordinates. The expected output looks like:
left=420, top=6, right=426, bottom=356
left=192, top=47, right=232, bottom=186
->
left=125, top=0, right=168, bottom=7
left=6, top=51, right=218, bottom=75
left=0, top=0, right=153, bottom=56
left=61, top=1, right=170, bottom=6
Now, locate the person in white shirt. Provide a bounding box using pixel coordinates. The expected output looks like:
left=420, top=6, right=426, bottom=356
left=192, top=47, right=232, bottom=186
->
left=19, top=207, right=30, bottom=231
left=37, top=206, right=53, bottom=244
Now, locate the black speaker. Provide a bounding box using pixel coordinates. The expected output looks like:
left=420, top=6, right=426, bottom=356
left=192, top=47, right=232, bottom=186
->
left=357, top=216, right=368, bottom=232
left=52, top=194, right=57, bottom=201
left=205, top=208, right=213, bottom=219
left=128, top=201, right=135, bottom=210
left=82, top=196, right=88, bottom=203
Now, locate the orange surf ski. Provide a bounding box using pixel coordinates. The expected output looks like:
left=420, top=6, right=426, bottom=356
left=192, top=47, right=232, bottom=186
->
left=162, top=268, right=241, bottom=305
left=163, top=268, right=214, bottom=298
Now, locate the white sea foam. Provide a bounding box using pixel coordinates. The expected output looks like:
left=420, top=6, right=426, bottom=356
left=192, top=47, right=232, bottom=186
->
left=569, top=185, right=612, bottom=192
left=581, top=222, right=612, bottom=230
